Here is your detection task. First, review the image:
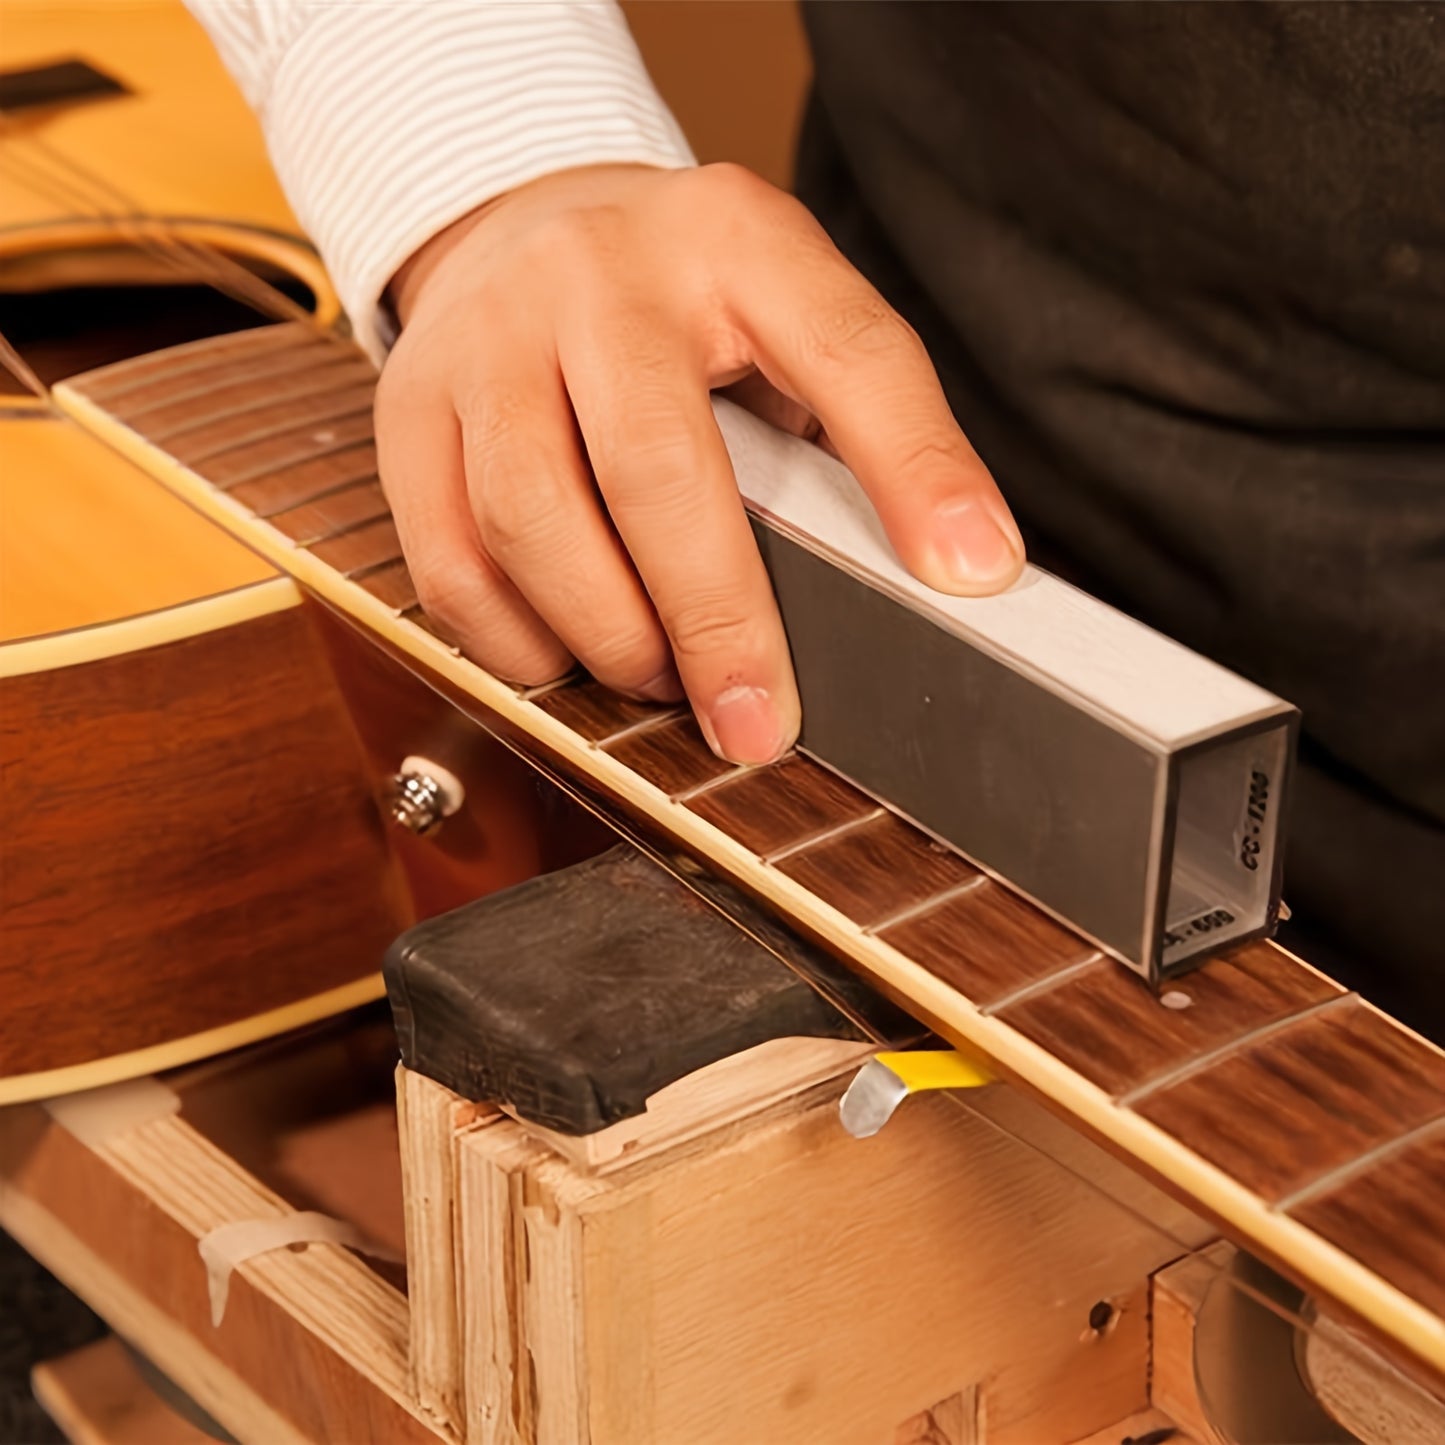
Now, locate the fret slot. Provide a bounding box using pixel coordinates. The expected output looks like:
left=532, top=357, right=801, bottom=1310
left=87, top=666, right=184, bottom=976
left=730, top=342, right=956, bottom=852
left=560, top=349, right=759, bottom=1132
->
left=231, top=444, right=380, bottom=516
left=104, top=336, right=339, bottom=420
left=1132, top=998, right=1445, bottom=1202
left=877, top=880, right=1096, bottom=1010
left=136, top=356, right=374, bottom=443
left=684, top=753, right=878, bottom=858
left=72, top=322, right=309, bottom=403
left=775, top=809, right=981, bottom=929
left=531, top=678, right=671, bottom=743
left=603, top=713, right=734, bottom=798
left=169, top=380, right=378, bottom=465
left=308, top=517, right=403, bottom=576
left=995, top=938, right=1343, bottom=1097
left=358, top=561, right=420, bottom=613
left=201, top=413, right=376, bottom=488
left=268, top=482, right=390, bottom=546
left=1290, top=1126, right=1445, bottom=1320
left=399, top=605, right=451, bottom=642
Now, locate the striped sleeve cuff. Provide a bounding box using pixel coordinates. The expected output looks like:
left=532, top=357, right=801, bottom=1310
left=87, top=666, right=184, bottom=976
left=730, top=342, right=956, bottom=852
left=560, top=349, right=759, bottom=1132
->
left=255, top=3, right=696, bottom=360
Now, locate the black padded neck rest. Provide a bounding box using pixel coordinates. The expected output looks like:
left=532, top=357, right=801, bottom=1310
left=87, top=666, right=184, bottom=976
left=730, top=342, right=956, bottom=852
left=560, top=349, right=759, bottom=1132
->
left=385, top=844, right=922, bottom=1135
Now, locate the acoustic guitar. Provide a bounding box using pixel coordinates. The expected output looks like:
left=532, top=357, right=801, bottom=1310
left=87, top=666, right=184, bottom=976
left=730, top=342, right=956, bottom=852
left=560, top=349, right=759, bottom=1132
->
left=0, top=1, right=603, bottom=1102
left=2, top=0, right=1442, bottom=1399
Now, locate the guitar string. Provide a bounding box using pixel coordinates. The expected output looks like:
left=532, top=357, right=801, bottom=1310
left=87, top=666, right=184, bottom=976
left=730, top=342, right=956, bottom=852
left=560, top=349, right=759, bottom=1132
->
left=475, top=735, right=1384, bottom=1367
left=0, top=119, right=317, bottom=329
left=0, top=141, right=310, bottom=329
left=0, top=325, right=49, bottom=401
left=21, top=119, right=1414, bottom=1379
left=20, top=123, right=317, bottom=326
left=0, top=124, right=314, bottom=326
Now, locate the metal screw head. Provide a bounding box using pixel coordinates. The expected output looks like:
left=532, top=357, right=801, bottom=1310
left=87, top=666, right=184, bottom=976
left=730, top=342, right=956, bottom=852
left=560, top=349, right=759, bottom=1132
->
left=389, top=770, right=446, bottom=835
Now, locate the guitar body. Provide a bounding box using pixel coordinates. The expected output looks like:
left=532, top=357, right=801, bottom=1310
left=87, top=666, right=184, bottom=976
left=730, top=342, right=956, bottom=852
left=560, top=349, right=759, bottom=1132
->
left=0, top=2, right=607, bottom=1099
left=0, top=412, right=403, bottom=1099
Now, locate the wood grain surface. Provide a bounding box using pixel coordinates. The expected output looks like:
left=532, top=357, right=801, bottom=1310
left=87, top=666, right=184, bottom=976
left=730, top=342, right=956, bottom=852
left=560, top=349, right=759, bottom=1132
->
left=0, top=417, right=275, bottom=642
left=775, top=809, right=980, bottom=927
left=1134, top=1001, right=1445, bottom=1203
left=1, top=604, right=408, bottom=1078
left=880, top=881, right=1097, bottom=1010
left=55, top=327, right=1445, bottom=1373
left=998, top=939, right=1344, bottom=1097
left=1293, top=1125, right=1445, bottom=1320
left=602, top=712, right=737, bottom=797
left=684, top=753, right=878, bottom=857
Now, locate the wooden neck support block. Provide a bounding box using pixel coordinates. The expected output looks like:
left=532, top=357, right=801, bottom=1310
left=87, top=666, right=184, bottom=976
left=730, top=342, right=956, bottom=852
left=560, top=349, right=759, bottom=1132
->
left=384, top=843, right=923, bottom=1135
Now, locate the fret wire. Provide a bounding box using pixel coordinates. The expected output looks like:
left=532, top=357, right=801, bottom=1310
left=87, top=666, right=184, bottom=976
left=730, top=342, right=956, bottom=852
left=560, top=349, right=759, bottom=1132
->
left=863, top=875, right=989, bottom=937
left=210, top=412, right=376, bottom=488
left=250, top=468, right=382, bottom=520
left=71, top=322, right=302, bottom=405
left=596, top=706, right=690, bottom=750
left=399, top=605, right=464, bottom=655
left=119, top=338, right=338, bottom=422
left=183, top=386, right=377, bottom=465
left=518, top=674, right=583, bottom=703
left=144, top=359, right=373, bottom=444
left=762, top=806, right=886, bottom=865
left=1274, top=1110, right=1445, bottom=1215
left=284, top=496, right=391, bottom=549
left=1115, top=989, right=1358, bottom=1108
left=671, top=762, right=758, bottom=804
left=981, top=951, right=1105, bottom=1017
left=344, top=554, right=405, bottom=584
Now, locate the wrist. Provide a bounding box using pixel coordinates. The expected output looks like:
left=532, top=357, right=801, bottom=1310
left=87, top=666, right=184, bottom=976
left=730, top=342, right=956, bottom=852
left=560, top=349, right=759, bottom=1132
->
left=385, top=162, right=671, bottom=328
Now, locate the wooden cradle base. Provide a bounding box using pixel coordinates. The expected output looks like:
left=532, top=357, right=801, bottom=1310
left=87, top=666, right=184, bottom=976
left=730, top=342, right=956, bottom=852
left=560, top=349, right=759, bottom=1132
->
left=4, top=1011, right=1435, bottom=1445
left=0, top=1006, right=1214, bottom=1445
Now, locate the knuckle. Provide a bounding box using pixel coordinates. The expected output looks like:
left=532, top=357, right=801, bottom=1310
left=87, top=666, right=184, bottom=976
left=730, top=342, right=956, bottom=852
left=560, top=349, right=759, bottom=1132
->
left=412, top=562, right=485, bottom=631
left=528, top=203, right=627, bottom=270
left=892, top=431, right=980, bottom=484
left=455, top=384, right=531, bottom=457
left=691, top=160, right=769, bottom=205
left=798, top=297, right=917, bottom=369
left=374, top=346, right=426, bottom=421
left=473, top=475, right=572, bottom=562
left=584, top=626, right=671, bottom=690
left=665, top=594, right=766, bottom=664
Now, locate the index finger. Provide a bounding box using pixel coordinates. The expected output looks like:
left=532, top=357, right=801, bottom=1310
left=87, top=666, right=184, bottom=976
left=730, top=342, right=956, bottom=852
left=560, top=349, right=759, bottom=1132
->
left=733, top=208, right=1025, bottom=597
left=557, top=313, right=800, bottom=767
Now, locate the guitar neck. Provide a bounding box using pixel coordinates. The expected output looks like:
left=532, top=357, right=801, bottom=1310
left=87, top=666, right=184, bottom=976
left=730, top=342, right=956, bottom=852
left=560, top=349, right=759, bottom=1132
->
left=53, top=322, right=1445, bottom=1380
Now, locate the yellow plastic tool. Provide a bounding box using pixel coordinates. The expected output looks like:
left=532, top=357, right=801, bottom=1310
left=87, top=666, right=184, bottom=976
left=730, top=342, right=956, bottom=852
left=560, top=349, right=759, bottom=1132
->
left=839, top=1049, right=993, bottom=1138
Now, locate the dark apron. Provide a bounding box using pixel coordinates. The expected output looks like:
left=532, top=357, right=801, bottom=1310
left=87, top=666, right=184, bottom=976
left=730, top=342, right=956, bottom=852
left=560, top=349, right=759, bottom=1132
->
left=797, top=1, right=1445, bottom=1037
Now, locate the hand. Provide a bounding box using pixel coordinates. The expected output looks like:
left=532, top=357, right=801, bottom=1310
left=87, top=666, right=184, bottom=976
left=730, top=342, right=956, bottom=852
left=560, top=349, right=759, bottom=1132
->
left=376, top=162, right=1024, bottom=764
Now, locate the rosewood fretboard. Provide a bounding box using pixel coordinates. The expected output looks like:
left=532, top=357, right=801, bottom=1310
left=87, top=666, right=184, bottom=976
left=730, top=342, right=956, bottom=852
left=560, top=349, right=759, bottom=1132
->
left=54, top=322, right=1445, bottom=1377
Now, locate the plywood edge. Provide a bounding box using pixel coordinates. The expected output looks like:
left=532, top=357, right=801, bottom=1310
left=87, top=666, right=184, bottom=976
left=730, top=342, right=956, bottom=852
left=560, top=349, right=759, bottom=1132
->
left=96, top=1112, right=416, bottom=1409
left=397, top=1067, right=501, bottom=1436
left=53, top=378, right=1445, bottom=1379
left=0, top=1093, right=433, bottom=1441
left=0, top=1177, right=312, bottom=1445
left=31, top=1336, right=221, bottom=1445
left=455, top=1121, right=570, bottom=1445
left=508, top=1035, right=875, bottom=1175
left=1150, top=1244, right=1233, bottom=1445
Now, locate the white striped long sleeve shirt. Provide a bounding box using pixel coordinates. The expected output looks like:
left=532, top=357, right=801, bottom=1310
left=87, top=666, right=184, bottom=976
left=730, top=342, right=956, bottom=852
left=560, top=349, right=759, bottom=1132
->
left=186, top=1, right=695, bottom=360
